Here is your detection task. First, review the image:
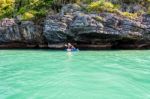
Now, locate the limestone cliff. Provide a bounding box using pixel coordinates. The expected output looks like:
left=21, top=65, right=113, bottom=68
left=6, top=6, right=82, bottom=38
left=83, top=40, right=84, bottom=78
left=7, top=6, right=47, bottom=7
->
left=0, top=4, right=150, bottom=49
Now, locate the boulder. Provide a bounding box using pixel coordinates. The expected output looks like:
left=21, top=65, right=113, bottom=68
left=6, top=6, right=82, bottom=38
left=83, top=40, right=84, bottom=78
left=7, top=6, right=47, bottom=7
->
left=43, top=15, right=68, bottom=43
left=19, top=21, right=43, bottom=43
left=0, top=19, right=43, bottom=47
left=0, top=24, right=21, bottom=43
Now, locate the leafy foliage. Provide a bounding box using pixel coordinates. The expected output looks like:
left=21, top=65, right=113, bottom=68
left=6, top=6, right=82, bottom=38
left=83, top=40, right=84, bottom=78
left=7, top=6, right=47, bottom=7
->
left=0, top=0, right=150, bottom=20
left=87, top=0, right=150, bottom=19
left=87, top=0, right=117, bottom=13
left=0, top=0, right=53, bottom=20
left=120, top=12, right=138, bottom=19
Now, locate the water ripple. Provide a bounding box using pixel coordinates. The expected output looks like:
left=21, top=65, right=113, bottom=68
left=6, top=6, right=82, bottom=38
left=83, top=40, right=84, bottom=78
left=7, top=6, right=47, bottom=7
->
left=0, top=50, right=150, bottom=99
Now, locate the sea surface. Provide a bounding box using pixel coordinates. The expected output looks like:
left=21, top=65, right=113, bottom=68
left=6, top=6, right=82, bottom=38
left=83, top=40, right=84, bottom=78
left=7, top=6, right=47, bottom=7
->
left=0, top=50, right=150, bottom=99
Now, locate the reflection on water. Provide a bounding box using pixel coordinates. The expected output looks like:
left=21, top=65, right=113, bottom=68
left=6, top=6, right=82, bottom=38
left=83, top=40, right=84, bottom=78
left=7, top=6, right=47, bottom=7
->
left=67, top=52, right=73, bottom=56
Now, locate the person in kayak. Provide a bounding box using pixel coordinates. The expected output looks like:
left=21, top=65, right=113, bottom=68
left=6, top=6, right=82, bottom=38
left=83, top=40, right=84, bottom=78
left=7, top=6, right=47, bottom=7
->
left=65, top=43, right=76, bottom=51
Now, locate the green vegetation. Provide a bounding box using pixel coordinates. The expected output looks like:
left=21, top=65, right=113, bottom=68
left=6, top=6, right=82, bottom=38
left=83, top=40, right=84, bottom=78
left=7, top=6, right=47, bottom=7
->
left=93, top=16, right=103, bottom=22
left=87, top=0, right=150, bottom=19
left=87, top=1, right=117, bottom=13
left=147, top=7, right=150, bottom=15
left=120, top=12, right=138, bottom=19
left=0, top=0, right=15, bottom=19
left=0, top=0, right=150, bottom=21
left=0, top=0, right=53, bottom=20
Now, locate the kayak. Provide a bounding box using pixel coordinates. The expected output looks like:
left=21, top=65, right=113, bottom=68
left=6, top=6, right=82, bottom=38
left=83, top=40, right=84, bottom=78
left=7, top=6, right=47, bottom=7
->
left=66, top=48, right=79, bottom=52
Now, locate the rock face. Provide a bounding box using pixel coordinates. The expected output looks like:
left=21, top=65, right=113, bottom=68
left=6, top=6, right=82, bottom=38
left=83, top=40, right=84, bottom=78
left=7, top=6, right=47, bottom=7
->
left=43, top=4, right=150, bottom=49
left=0, top=4, right=150, bottom=49
left=0, top=20, right=43, bottom=48
left=0, top=25, right=21, bottom=43
left=19, top=21, right=43, bottom=44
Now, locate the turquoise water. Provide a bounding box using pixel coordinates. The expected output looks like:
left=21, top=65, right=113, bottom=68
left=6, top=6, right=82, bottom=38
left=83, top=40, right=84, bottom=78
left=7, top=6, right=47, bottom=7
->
left=0, top=50, right=150, bottom=99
